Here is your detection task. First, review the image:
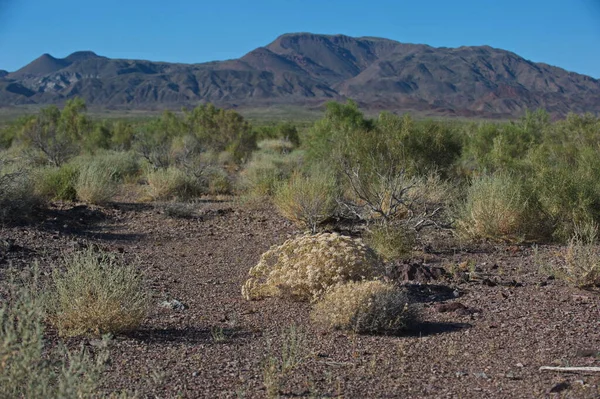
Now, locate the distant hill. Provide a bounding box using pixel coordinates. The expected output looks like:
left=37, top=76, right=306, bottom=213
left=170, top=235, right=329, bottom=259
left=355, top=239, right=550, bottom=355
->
left=1, top=33, right=599, bottom=118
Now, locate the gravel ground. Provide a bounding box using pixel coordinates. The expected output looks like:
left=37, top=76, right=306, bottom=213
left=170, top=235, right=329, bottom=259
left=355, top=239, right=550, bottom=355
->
left=1, top=200, right=599, bottom=398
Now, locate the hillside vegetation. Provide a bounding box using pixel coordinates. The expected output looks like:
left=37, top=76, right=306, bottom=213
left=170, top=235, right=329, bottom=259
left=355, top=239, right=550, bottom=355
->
left=0, top=100, right=599, bottom=397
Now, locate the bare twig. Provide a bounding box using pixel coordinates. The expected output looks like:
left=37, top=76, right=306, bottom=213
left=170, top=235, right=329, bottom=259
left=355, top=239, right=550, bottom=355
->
left=539, top=366, right=600, bottom=373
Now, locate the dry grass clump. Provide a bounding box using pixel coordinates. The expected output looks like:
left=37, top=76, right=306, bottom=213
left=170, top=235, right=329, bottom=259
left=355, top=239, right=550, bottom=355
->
left=274, top=171, right=338, bottom=233
left=50, top=248, right=149, bottom=337
left=364, top=224, right=415, bottom=261
left=0, top=169, right=41, bottom=223
left=456, top=173, right=551, bottom=242
left=311, top=280, right=416, bottom=334
left=242, top=233, right=383, bottom=301
left=33, top=164, right=79, bottom=201
left=0, top=269, right=105, bottom=398
left=560, top=224, right=600, bottom=288
left=146, top=167, right=204, bottom=201
left=75, top=162, right=118, bottom=204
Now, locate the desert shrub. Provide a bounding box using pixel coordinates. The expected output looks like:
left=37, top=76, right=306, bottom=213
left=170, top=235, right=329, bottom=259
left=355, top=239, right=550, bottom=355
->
left=146, top=167, right=205, bottom=201
left=376, top=113, right=462, bottom=176
left=456, top=173, right=551, bottom=242
left=258, top=138, right=295, bottom=155
left=17, top=99, right=91, bottom=166
left=73, top=151, right=141, bottom=183
left=33, top=163, right=79, bottom=201
left=0, top=159, right=41, bottom=223
left=205, top=166, right=232, bottom=195
left=50, top=247, right=149, bottom=337
left=310, top=280, right=416, bottom=334
left=242, top=233, right=383, bottom=301
left=458, top=109, right=550, bottom=175
left=75, top=162, right=118, bottom=205
left=527, top=144, right=600, bottom=241
left=184, top=104, right=257, bottom=163
left=304, top=100, right=373, bottom=165
left=560, top=224, right=600, bottom=287
left=240, top=150, right=304, bottom=198
left=364, top=224, right=415, bottom=261
left=339, top=135, right=419, bottom=222
left=273, top=171, right=338, bottom=232
left=0, top=269, right=105, bottom=397
left=255, top=122, right=301, bottom=147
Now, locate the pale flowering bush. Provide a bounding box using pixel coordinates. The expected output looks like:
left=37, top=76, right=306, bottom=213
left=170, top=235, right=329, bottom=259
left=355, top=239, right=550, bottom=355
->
left=242, top=233, right=383, bottom=301
left=310, top=280, right=417, bottom=334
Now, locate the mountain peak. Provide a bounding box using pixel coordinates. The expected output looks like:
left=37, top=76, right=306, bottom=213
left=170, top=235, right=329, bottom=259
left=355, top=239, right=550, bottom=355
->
left=1, top=33, right=599, bottom=117
left=10, top=53, right=70, bottom=77
left=65, top=51, right=104, bottom=63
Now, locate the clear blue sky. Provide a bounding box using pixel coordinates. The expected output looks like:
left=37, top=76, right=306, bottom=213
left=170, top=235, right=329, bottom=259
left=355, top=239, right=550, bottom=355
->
left=1, top=0, right=599, bottom=77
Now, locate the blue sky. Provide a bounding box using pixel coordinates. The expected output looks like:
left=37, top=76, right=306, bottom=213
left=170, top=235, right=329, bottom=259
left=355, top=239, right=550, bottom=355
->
left=1, top=0, right=599, bottom=77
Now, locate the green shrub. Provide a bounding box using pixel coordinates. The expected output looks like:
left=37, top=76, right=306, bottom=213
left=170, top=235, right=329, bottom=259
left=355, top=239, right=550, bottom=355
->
left=561, top=224, right=600, bottom=287
left=364, top=224, right=415, bottom=261
left=72, top=151, right=141, bottom=183
left=0, top=269, right=105, bottom=397
left=456, top=173, right=551, bottom=242
left=242, top=233, right=383, bottom=301
left=0, top=158, right=42, bottom=223
left=50, top=248, right=149, bottom=337
left=240, top=150, right=303, bottom=198
left=527, top=144, right=600, bottom=241
left=205, top=166, right=232, bottom=195
left=75, top=162, right=118, bottom=205
left=146, top=167, right=205, bottom=201
left=311, top=280, right=417, bottom=334
left=258, top=138, right=295, bottom=155
left=33, top=164, right=79, bottom=201
left=274, top=171, right=338, bottom=232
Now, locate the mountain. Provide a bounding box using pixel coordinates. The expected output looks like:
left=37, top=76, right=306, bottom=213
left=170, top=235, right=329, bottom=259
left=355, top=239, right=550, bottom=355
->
left=1, top=33, right=599, bottom=117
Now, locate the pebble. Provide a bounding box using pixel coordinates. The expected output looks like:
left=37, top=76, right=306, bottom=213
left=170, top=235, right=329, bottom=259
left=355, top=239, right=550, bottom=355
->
left=159, top=299, right=188, bottom=311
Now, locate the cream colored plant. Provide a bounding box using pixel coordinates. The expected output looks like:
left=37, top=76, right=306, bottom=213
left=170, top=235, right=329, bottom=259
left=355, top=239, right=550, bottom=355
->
left=562, top=225, right=600, bottom=288
left=242, top=233, right=383, bottom=301
left=311, top=280, right=416, bottom=334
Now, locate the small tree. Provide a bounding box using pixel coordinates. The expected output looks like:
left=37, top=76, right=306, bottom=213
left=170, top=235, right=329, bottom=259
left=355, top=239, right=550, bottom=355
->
left=19, top=98, right=91, bottom=166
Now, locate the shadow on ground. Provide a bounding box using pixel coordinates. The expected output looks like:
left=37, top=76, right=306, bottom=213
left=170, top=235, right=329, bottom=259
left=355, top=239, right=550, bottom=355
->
left=128, top=326, right=257, bottom=344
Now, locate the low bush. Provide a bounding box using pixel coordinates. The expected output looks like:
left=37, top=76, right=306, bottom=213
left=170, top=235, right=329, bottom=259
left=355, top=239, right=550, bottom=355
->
left=146, top=167, right=205, bottom=201
left=258, top=138, right=295, bottom=155
left=311, top=280, right=417, bottom=334
left=273, top=171, right=338, bottom=232
left=561, top=224, right=600, bottom=287
left=205, top=166, right=232, bottom=195
left=73, top=151, right=141, bottom=183
left=75, top=162, right=118, bottom=205
left=0, top=269, right=105, bottom=397
left=242, top=233, right=383, bottom=301
left=239, top=150, right=303, bottom=198
left=0, top=161, right=41, bottom=223
left=50, top=248, right=149, bottom=337
left=364, top=224, right=415, bottom=261
left=33, top=163, right=79, bottom=201
left=456, top=173, right=552, bottom=242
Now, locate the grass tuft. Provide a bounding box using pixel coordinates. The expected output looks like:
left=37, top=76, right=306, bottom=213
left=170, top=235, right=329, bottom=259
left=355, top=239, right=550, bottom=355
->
left=50, top=247, right=149, bottom=337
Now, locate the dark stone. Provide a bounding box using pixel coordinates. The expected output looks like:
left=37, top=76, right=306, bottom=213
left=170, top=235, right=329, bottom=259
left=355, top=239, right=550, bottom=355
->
left=390, top=262, right=448, bottom=283
left=435, top=302, right=467, bottom=313
left=549, top=382, right=570, bottom=393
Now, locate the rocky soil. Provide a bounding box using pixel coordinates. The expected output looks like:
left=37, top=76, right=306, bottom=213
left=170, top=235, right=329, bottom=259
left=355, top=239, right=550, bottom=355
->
left=1, top=200, right=599, bottom=398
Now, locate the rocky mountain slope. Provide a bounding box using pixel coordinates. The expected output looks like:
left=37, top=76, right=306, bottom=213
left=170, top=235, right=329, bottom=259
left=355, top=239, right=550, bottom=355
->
left=2, top=33, right=599, bottom=117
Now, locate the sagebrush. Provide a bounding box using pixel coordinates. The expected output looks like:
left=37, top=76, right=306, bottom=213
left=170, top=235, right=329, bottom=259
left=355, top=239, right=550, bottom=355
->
left=242, top=233, right=383, bottom=301
left=311, top=280, right=417, bottom=334
left=50, top=247, right=149, bottom=337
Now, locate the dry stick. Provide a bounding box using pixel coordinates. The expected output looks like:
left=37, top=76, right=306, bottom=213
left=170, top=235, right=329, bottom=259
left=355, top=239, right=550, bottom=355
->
left=540, top=366, right=600, bottom=373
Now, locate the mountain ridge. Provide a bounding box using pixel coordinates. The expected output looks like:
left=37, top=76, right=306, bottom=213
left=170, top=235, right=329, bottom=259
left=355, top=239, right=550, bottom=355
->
left=1, top=33, right=599, bottom=118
